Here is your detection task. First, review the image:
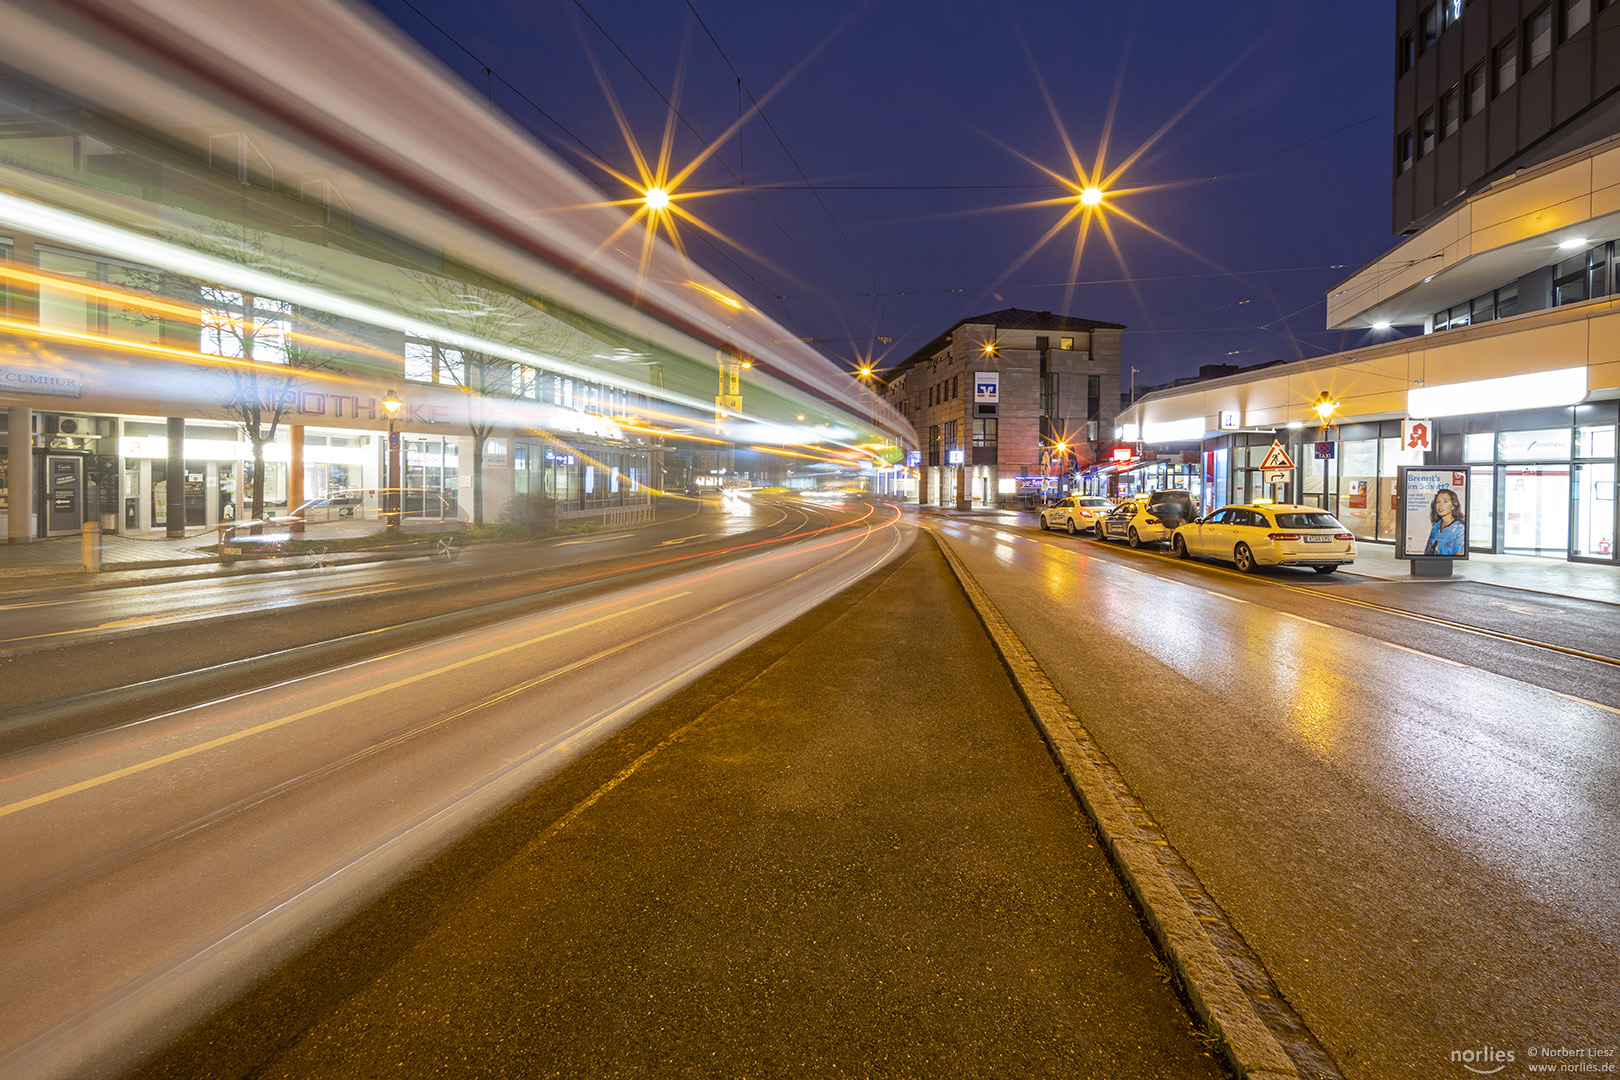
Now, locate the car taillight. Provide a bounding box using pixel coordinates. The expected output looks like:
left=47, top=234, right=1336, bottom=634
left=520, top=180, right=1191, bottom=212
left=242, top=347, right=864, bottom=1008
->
left=1145, top=516, right=1160, bottom=525
left=1268, top=532, right=1300, bottom=541
left=1335, top=532, right=1353, bottom=540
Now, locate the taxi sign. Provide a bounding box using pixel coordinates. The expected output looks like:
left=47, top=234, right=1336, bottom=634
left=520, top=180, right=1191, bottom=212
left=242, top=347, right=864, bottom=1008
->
left=1259, top=440, right=1295, bottom=470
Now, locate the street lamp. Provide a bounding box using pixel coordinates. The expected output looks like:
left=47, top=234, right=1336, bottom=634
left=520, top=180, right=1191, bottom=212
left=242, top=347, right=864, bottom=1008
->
left=1312, top=391, right=1340, bottom=436
left=382, top=389, right=402, bottom=531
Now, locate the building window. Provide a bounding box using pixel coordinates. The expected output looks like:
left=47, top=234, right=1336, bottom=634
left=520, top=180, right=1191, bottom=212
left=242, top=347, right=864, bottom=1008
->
left=1419, top=110, right=1437, bottom=157
left=405, top=337, right=465, bottom=385
left=1421, top=3, right=1439, bottom=50
left=1465, top=64, right=1487, bottom=118
left=1440, top=88, right=1460, bottom=138
left=1495, top=283, right=1519, bottom=318
left=1397, top=130, right=1415, bottom=174
left=201, top=288, right=290, bottom=363
left=944, top=420, right=959, bottom=451
left=1060, top=336, right=1074, bottom=350
left=1554, top=244, right=1610, bottom=305
left=1565, top=0, right=1591, bottom=36
left=1442, top=0, right=1464, bottom=29
left=1399, top=29, right=1417, bottom=73
left=1495, top=35, right=1518, bottom=95
left=1432, top=309, right=1449, bottom=332
left=1471, top=292, right=1496, bottom=324
left=972, top=418, right=997, bottom=448
left=1527, top=6, right=1553, bottom=67
left=951, top=375, right=958, bottom=399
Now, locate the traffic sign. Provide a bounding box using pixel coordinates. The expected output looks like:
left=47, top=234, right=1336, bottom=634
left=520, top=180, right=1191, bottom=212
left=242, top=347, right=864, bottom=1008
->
left=1259, top=440, right=1295, bottom=470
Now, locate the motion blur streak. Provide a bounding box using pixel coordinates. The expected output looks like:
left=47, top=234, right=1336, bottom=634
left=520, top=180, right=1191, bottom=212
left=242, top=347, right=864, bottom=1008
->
left=0, top=513, right=912, bottom=1080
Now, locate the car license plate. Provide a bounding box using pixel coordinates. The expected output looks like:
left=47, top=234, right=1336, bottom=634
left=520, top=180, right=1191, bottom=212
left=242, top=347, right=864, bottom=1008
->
left=1302, top=535, right=1331, bottom=543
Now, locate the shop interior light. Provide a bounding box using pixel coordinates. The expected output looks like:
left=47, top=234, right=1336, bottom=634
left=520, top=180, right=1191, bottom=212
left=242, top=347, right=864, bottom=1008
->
left=1408, top=366, right=1587, bottom=417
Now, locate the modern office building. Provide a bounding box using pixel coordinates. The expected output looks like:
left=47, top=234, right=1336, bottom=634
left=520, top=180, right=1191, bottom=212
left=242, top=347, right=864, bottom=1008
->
left=1112, top=0, right=1620, bottom=563
left=0, top=0, right=906, bottom=544
left=879, top=308, right=1124, bottom=508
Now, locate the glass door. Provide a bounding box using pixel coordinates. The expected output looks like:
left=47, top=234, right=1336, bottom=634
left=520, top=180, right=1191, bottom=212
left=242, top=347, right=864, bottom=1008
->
left=1502, top=465, right=1571, bottom=558
left=1573, top=462, right=1616, bottom=560
left=1468, top=465, right=1494, bottom=551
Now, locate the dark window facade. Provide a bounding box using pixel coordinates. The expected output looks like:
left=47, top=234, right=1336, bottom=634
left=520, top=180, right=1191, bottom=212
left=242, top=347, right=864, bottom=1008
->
left=1393, top=0, right=1620, bottom=235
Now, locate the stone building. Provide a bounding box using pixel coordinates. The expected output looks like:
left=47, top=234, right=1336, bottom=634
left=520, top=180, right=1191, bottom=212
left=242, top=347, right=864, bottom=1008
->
left=880, top=308, right=1124, bottom=508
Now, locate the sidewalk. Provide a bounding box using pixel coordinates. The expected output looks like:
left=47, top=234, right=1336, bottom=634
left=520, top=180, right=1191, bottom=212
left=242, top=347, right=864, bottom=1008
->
left=132, top=532, right=1235, bottom=1080
left=918, top=504, right=1620, bottom=606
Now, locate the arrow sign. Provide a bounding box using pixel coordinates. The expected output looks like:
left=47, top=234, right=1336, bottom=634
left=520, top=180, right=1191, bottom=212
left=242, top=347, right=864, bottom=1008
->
left=1259, top=440, right=1296, bottom=470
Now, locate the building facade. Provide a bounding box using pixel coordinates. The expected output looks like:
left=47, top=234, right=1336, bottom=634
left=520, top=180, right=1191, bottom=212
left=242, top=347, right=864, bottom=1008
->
left=880, top=309, right=1124, bottom=508
left=1114, top=1, right=1620, bottom=565
left=0, top=1, right=906, bottom=544
left=1393, top=0, right=1620, bottom=234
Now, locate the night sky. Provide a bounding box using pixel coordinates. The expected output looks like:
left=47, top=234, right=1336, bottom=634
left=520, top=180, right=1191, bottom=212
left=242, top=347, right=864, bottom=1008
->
left=361, top=1, right=1399, bottom=390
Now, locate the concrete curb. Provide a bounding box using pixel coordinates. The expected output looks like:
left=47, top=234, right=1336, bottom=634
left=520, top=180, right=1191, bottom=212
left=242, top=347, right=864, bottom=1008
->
left=925, top=525, right=1311, bottom=1080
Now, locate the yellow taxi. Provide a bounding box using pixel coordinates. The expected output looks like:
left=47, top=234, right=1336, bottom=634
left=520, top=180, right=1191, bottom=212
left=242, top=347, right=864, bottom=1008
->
left=1169, top=502, right=1356, bottom=574
left=1039, top=495, right=1116, bottom=535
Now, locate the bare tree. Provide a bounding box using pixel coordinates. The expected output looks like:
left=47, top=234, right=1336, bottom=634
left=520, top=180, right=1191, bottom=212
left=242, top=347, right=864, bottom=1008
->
left=397, top=272, right=589, bottom=525
left=187, top=226, right=339, bottom=521
left=200, top=284, right=338, bottom=521
left=115, top=224, right=339, bottom=522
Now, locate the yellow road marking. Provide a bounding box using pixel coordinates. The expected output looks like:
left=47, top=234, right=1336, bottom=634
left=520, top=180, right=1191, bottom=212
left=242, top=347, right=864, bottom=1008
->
left=553, top=533, right=634, bottom=546
left=1553, top=692, right=1620, bottom=716
left=0, top=591, right=690, bottom=819
left=1383, top=641, right=1467, bottom=667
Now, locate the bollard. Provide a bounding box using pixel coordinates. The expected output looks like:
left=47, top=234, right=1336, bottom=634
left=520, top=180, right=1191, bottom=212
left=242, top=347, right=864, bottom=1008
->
left=81, top=519, right=103, bottom=573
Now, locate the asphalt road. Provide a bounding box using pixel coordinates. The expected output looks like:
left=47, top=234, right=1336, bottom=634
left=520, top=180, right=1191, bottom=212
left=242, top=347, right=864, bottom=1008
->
left=125, top=531, right=1230, bottom=1080
left=0, top=495, right=876, bottom=747
left=0, top=500, right=913, bottom=1080
left=933, top=515, right=1620, bottom=1080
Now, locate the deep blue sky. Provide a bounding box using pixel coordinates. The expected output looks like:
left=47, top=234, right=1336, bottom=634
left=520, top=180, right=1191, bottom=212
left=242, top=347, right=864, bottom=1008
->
left=362, top=1, right=1397, bottom=389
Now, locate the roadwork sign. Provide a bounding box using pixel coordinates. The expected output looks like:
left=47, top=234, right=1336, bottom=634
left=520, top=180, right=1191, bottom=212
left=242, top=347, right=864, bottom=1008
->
left=1259, top=440, right=1295, bottom=470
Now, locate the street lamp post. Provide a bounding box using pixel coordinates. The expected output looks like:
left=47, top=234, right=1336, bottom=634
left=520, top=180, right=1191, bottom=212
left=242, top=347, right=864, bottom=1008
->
left=382, top=389, right=402, bottom=531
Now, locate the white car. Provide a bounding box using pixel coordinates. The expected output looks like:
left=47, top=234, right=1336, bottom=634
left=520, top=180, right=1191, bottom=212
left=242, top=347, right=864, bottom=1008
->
left=1170, top=502, right=1356, bottom=574
left=1040, top=496, right=1115, bottom=535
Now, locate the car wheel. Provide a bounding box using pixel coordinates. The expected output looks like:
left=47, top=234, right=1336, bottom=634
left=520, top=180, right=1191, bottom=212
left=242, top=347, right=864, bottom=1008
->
left=1127, top=527, right=1142, bottom=549
left=1234, top=543, right=1257, bottom=573
left=1039, top=515, right=1051, bottom=531
left=1313, top=565, right=1338, bottom=575
left=1171, top=534, right=1188, bottom=559
left=1094, top=526, right=1110, bottom=542
left=1066, top=518, right=1078, bottom=535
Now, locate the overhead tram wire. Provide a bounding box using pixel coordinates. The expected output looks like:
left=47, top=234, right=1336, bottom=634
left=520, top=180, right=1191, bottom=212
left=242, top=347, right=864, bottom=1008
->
left=569, top=0, right=879, bottom=341
left=387, top=0, right=797, bottom=336
left=682, top=0, right=889, bottom=346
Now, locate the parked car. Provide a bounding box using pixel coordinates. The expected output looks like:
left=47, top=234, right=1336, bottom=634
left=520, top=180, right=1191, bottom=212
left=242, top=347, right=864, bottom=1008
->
left=218, top=488, right=466, bottom=561
left=1040, top=495, right=1116, bottom=534
left=1170, top=502, right=1356, bottom=574
left=1095, top=489, right=1196, bottom=547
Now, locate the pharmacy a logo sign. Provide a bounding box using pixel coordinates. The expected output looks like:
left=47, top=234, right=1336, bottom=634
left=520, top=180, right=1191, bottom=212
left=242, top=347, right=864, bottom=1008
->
left=1451, top=1045, right=1515, bottom=1074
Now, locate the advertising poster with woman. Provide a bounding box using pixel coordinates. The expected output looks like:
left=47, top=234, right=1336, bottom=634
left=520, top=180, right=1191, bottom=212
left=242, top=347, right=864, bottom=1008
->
left=1397, top=466, right=1470, bottom=559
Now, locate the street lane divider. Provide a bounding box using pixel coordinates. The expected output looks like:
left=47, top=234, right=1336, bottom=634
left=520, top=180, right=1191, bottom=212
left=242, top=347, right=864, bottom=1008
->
left=0, top=592, right=690, bottom=820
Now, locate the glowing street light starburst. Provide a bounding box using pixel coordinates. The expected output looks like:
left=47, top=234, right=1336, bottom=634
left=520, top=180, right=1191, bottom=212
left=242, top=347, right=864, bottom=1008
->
left=979, top=36, right=1241, bottom=315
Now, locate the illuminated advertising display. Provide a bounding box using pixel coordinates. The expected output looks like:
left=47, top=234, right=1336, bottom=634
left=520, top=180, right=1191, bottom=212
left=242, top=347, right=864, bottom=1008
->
left=1396, top=466, right=1469, bottom=560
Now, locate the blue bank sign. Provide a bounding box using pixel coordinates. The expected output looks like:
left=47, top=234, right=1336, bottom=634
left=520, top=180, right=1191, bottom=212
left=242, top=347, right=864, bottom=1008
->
left=974, top=371, right=999, bottom=404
